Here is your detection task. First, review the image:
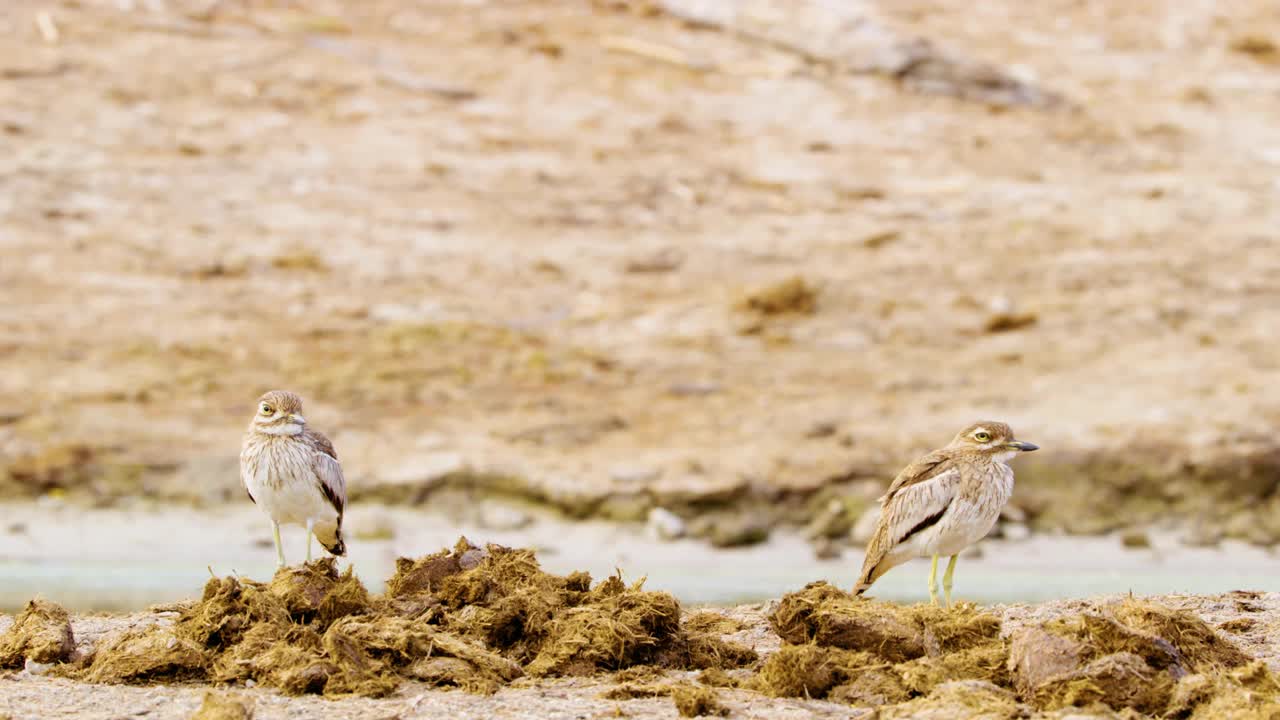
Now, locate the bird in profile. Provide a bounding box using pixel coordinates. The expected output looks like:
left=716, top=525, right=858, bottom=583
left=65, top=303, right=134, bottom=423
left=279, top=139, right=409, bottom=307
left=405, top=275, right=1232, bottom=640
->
left=240, top=390, right=347, bottom=567
left=854, top=421, right=1038, bottom=607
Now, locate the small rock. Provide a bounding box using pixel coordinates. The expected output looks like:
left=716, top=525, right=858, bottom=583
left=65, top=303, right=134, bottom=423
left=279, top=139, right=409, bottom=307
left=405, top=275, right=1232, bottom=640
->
left=708, top=515, right=770, bottom=548
left=596, top=493, right=653, bottom=522
left=804, top=421, right=839, bottom=439
left=861, top=230, right=900, bottom=249
left=983, top=296, right=1037, bottom=332
left=270, top=251, right=327, bottom=272
left=805, top=499, right=852, bottom=540
left=687, top=515, right=716, bottom=539
left=458, top=547, right=489, bottom=571
left=5, top=522, right=26, bottom=535
left=22, top=658, right=52, bottom=675
left=1231, top=34, right=1278, bottom=59
left=987, top=295, right=1015, bottom=315
left=477, top=503, right=533, bottom=531
left=647, top=507, right=687, bottom=541
left=1120, top=530, right=1152, bottom=549
left=812, top=537, right=842, bottom=561
left=1001, top=523, right=1031, bottom=542
left=738, top=276, right=818, bottom=316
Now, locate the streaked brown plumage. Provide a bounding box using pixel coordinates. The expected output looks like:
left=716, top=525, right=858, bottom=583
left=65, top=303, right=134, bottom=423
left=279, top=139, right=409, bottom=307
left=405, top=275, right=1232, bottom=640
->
left=240, top=390, right=347, bottom=567
left=854, top=421, right=1038, bottom=606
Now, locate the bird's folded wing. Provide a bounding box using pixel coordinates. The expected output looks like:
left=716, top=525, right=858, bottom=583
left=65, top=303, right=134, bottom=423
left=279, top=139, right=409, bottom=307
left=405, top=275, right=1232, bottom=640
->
left=880, top=450, right=952, bottom=501
left=856, top=459, right=961, bottom=591
left=238, top=447, right=257, bottom=504
left=311, top=449, right=347, bottom=518
left=881, top=464, right=960, bottom=544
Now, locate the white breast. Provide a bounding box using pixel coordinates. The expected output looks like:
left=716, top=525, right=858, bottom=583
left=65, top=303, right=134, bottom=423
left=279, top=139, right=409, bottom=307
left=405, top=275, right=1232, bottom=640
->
left=242, top=437, right=336, bottom=528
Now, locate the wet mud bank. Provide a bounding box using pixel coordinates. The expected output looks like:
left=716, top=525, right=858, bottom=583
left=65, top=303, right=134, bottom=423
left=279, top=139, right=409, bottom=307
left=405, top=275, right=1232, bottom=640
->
left=6, top=438, right=1279, bottom=553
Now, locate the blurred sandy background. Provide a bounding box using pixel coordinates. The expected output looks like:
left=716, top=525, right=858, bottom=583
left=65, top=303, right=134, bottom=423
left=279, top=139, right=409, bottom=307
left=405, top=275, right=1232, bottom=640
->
left=1, top=0, right=1280, bottom=609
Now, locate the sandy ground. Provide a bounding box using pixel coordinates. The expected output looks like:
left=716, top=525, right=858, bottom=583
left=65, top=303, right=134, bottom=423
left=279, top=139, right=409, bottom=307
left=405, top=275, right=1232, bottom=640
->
left=0, top=674, right=851, bottom=720
left=1, top=0, right=1279, bottom=543
left=1, top=590, right=1277, bottom=720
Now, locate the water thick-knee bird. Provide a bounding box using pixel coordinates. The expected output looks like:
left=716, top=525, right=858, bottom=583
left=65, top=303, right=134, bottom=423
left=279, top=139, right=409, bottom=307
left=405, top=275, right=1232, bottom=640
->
left=240, top=390, right=347, bottom=567
left=854, top=421, right=1038, bottom=606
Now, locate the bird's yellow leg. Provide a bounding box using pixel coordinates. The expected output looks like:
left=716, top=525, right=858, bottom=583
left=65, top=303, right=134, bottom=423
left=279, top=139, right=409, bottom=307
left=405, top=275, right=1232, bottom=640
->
left=928, top=554, right=939, bottom=606
left=273, top=521, right=286, bottom=568
left=943, top=555, right=958, bottom=608
left=305, top=519, right=314, bottom=563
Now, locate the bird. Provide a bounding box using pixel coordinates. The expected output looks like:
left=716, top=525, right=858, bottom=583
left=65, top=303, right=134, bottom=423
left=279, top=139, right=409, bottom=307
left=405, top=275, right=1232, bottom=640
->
left=853, top=421, right=1037, bottom=607
left=240, top=390, right=347, bottom=568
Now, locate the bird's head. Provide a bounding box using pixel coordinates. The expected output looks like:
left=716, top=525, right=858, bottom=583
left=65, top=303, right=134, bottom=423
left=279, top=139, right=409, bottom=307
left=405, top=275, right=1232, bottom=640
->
left=948, top=421, right=1038, bottom=462
left=250, top=390, right=307, bottom=436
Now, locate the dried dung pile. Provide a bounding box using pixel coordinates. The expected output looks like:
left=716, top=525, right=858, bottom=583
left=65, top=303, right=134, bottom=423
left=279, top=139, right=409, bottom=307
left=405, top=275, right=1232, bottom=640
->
left=188, top=692, right=253, bottom=720
left=756, top=583, right=1276, bottom=718
left=671, top=685, right=729, bottom=717
left=8, top=547, right=1271, bottom=719
left=0, top=599, right=75, bottom=668
left=50, top=538, right=756, bottom=698
left=1008, top=599, right=1268, bottom=716
left=758, top=582, right=1004, bottom=704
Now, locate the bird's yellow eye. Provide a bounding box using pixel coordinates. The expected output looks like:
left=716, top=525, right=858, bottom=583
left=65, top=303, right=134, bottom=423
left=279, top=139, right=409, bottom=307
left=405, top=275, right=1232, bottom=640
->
left=260, top=403, right=273, bottom=415
left=974, top=431, right=991, bottom=442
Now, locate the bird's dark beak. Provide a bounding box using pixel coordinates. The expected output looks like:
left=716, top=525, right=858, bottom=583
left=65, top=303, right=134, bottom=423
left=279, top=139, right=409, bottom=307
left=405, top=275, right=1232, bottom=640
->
left=1008, top=440, right=1039, bottom=452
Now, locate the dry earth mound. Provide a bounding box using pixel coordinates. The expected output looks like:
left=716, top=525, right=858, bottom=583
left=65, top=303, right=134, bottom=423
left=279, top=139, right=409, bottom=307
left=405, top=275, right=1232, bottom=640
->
left=757, top=582, right=1279, bottom=717
left=4, top=539, right=755, bottom=698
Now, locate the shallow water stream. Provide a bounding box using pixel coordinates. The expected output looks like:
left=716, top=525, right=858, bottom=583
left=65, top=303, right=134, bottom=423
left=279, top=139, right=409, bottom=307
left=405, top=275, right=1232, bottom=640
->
left=1, top=503, right=1277, bottom=612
